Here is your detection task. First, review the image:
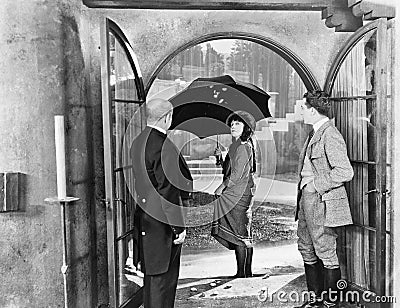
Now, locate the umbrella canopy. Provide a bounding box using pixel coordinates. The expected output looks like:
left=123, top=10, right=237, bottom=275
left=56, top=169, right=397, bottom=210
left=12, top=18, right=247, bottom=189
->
left=169, top=75, right=271, bottom=138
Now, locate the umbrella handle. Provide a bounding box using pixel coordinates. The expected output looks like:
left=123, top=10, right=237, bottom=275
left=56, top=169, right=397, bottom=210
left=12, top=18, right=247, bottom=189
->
left=215, top=135, right=222, bottom=166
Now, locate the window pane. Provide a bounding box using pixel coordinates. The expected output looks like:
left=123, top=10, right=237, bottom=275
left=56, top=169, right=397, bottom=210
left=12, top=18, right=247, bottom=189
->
left=108, top=29, right=144, bottom=307
left=110, top=32, right=140, bottom=102
left=116, top=234, right=143, bottom=306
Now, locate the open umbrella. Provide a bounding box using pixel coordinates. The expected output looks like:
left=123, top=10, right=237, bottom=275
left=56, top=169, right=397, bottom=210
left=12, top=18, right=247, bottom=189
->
left=169, top=75, right=271, bottom=138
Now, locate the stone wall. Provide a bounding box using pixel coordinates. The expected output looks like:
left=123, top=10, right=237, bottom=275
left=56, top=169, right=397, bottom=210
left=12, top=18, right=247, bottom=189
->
left=88, top=9, right=350, bottom=90
left=0, top=0, right=108, bottom=307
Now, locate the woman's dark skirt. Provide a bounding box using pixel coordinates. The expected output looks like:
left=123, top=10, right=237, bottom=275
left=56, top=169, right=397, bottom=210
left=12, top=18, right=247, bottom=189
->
left=211, top=190, right=253, bottom=249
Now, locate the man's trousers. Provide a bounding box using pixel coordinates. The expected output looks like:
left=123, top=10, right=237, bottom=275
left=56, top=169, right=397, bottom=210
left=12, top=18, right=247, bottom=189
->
left=143, top=244, right=182, bottom=308
left=297, top=190, right=339, bottom=268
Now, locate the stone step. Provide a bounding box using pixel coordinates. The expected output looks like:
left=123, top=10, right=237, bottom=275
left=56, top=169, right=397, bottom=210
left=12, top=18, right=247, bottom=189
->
left=189, top=168, right=222, bottom=175
left=187, top=159, right=222, bottom=172
left=187, top=161, right=219, bottom=166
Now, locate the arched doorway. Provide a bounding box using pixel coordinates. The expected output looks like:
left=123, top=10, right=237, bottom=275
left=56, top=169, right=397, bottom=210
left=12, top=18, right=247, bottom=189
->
left=100, top=20, right=325, bottom=307
left=146, top=32, right=320, bottom=93
left=145, top=34, right=317, bottom=301
left=146, top=33, right=316, bottom=174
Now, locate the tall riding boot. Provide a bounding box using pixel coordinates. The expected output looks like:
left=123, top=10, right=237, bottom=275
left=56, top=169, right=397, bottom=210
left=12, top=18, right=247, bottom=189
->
left=323, top=267, right=341, bottom=308
left=245, top=247, right=253, bottom=278
left=294, top=260, right=324, bottom=308
left=234, top=245, right=246, bottom=278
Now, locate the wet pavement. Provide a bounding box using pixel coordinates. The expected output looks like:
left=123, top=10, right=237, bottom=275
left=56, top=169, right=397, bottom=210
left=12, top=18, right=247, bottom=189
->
left=131, top=173, right=358, bottom=307
left=178, top=174, right=304, bottom=307
left=177, top=240, right=307, bottom=307
left=177, top=239, right=359, bottom=308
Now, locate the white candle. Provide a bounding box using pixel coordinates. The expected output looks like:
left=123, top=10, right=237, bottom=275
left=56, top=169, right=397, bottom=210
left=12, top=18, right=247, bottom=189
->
left=55, top=116, right=67, bottom=199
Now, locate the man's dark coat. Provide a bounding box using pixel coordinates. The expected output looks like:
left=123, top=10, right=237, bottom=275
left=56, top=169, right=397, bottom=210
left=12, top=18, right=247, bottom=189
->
left=131, top=126, right=192, bottom=275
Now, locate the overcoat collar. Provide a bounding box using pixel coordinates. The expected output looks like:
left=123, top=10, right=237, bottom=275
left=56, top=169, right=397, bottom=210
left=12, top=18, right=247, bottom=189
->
left=147, top=124, right=167, bottom=135
left=145, top=126, right=167, bottom=139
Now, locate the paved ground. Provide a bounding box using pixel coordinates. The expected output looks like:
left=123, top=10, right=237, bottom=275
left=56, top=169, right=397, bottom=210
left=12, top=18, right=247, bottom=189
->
left=176, top=240, right=307, bottom=307
left=177, top=175, right=304, bottom=307
left=128, top=172, right=359, bottom=308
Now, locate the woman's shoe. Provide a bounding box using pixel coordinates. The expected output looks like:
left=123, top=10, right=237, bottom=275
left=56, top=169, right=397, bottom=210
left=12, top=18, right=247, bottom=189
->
left=233, top=272, right=245, bottom=278
left=234, top=246, right=246, bottom=279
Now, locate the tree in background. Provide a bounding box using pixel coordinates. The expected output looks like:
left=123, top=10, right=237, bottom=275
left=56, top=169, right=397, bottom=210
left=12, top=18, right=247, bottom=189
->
left=158, top=45, right=204, bottom=80
left=204, top=43, right=225, bottom=76
left=228, top=40, right=274, bottom=88
left=185, top=45, right=204, bottom=67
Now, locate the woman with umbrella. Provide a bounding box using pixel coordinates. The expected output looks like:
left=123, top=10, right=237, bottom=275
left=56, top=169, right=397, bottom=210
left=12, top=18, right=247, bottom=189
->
left=211, top=110, right=257, bottom=278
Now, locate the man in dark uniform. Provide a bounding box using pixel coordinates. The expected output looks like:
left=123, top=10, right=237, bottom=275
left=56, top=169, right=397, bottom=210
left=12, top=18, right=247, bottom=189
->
left=130, top=98, right=193, bottom=308
left=294, top=91, right=353, bottom=308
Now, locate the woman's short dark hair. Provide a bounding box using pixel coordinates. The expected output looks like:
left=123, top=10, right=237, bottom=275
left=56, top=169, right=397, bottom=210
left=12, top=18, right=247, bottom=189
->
left=303, top=90, right=332, bottom=118
left=226, top=111, right=257, bottom=173
left=226, top=111, right=255, bottom=142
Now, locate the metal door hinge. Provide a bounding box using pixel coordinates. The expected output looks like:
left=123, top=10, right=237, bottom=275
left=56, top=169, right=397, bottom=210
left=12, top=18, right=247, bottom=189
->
left=114, top=198, right=126, bottom=204
left=365, top=189, right=391, bottom=196
left=100, top=198, right=112, bottom=211
left=365, top=189, right=378, bottom=195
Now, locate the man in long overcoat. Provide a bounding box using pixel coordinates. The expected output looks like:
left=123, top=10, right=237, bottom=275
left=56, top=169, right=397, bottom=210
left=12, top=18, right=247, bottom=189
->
left=130, top=98, right=193, bottom=308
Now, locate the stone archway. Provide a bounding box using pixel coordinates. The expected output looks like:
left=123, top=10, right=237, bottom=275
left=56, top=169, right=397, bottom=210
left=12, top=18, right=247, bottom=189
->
left=145, top=32, right=321, bottom=94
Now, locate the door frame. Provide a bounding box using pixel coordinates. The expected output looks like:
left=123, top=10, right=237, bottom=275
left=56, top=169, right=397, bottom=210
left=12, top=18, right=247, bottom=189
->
left=100, top=17, right=146, bottom=308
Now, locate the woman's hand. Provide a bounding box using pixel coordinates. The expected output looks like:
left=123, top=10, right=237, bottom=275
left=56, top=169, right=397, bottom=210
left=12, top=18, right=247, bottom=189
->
left=214, top=147, right=222, bottom=156
left=173, top=230, right=186, bottom=245
left=246, top=208, right=252, bottom=220
left=214, top=184, right=225, bottom=196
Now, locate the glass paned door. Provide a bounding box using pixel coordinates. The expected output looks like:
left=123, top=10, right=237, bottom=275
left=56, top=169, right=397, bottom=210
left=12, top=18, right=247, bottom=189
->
left=328, top=18, right=393, bottom=306
left=100, top=18, right=146, bottom=308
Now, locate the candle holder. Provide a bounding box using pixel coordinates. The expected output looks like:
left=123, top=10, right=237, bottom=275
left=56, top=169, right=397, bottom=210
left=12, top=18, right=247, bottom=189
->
left=50, top=115, right=78, bottom=308
left=44, top=196, right=80, bottom=308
